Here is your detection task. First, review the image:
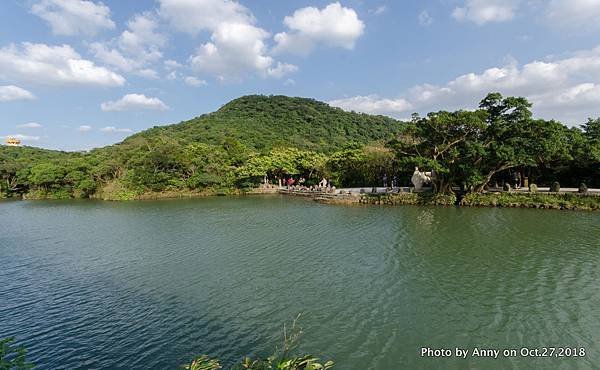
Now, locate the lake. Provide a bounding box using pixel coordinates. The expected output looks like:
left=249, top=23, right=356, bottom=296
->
left=1, top=196, right=599, bottom=369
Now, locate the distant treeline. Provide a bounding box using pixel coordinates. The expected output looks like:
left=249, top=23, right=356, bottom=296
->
left=1, top=94, right=598, bottom=200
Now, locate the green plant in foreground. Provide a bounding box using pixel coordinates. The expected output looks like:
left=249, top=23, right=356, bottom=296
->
left=0, top=337, right=34, bottom=370
left=182, top=355, right=222, bottom=370
left=181, top=315, right=334, bottom=370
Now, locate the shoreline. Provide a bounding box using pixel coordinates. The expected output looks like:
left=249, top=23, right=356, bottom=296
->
left=281, top=188, right=600, bottom=211
left=3, top=187, right=600, bottom=211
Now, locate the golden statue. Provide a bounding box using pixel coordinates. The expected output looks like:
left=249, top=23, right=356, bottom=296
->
left=5, top=137, right=21, bottom=146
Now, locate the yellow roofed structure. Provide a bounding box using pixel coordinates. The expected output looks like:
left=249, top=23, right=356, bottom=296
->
left=5, top=137, right=21, bottom=146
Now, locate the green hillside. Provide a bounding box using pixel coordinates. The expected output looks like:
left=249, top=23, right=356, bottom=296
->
left=1, top=95, right=405, bottom=200
left=124, top=95, right=402, bottom=152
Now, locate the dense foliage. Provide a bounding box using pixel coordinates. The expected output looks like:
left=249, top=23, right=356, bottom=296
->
left=132, top=95, right=401, bottom=153
left=461, top=192, right=600, bottom=210
left=0, top=94, right=598, bottom=200
left=180, top=315, right=334, bottom=370
left=390, top=93, right=600, bottom=193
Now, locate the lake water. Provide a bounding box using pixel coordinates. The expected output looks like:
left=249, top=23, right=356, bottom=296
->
left=1, top=196, right=599, bottom=369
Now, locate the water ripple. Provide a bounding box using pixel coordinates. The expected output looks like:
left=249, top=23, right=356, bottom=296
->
left=1, top=198, right=599, bottom=369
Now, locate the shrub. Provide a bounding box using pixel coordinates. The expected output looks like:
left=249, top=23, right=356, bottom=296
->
left=180, top=315, right=334, bottom=370
left=238, top=180, right=255, bottom=190
left=98, top=180, right=141, bottom=201
left=529, top=183, right=538, bottom=193
left=0, top=337, right=35, bottom=369
left=461, top=192, right=600, bottom=210
left=550, top=181, right=560, bottom=192
left=579, top=183, right=588, bottom=194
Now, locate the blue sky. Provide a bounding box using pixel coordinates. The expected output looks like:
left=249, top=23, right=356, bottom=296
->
left=1, top=0, right=600, bottom=151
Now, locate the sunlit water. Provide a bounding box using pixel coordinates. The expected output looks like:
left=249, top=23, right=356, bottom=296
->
left=1, top=196, right=599, bottom=369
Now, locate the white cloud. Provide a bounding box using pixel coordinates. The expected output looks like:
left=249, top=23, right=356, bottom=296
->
left=532, top=83, right=600, bottom=123
left=452, top=0, right=518, bottom=25
left=101, top=94, right=169, bottom=112
left=158, top=0, right=296, bottom=81
left=164, top=59, right=183, bottom=70
left=0, top=43, right=125, bottom=87
left=274, top=2, right=365, bottom=56
left=189, top=22, right=295, bottom=81
left=0, top=85, right=36, bottom=102
left=284, top=78, right=296, bottom=86
left=158, top=0, right=254, bottom=35
left=78, top=125, right=92, bottom=132
left=134, top=69, right=159, bottom=79
left=100, top=126, right=133, bottom=133
left=89, top=43, right=135, bottom=71
left=184, top=76, right=207, bottom=87
left=329, top=95, right=413, bottom=115
left=31, top=0, right=115, bottom=36
left=1, top=134, right=40, bottom=142
left=17, top=122, right=43, bottom=129
left=419, top=10, right=433, bottom=26
left=118, top=12, right=166, bottom=63
left=370, top=5, right=387, bottom=15
left=189, top=23, right=269, bottom=78
left=91, top=12, right=165, bottom=76
left=554, top=83, right=600, bottom=106
left=267, top=62, right=298, bottom=79
left=545, top=0, right=600, bottom=31
left=329, top=45, right=600, bottom=124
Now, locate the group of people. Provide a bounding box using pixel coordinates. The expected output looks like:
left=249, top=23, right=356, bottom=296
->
left=286, top=184, right=337, bottom=193
left=264, top=170, right=527, bottom=193
left=263, top=173, right=400, bottom=191
left=262, top=175, right=336, bottom=193
left=276, top=176, right=307, bottom=187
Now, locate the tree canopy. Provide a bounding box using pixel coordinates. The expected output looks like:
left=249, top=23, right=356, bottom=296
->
left=390, top=93, right=593, bottom=193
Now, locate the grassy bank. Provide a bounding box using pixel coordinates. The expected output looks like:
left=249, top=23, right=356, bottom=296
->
left=461, top=192, right=600, bottom=211
left=20, top=184, right=234, bottom=201
left=18, top=183, right=277, bottom=201
left=359, top=192, right=457, bottom=206
left=353, top=191, right=600, bottom=211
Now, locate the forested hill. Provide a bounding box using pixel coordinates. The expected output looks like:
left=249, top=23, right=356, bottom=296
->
left=124, top=95, right=403, bottom=152
left=3, top=92, right=598, bottom=201
left=1, top=95, right=406, bottom=200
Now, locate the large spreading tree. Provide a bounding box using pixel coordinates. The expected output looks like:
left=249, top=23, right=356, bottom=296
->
left=391, top=92, right=573, bottom=194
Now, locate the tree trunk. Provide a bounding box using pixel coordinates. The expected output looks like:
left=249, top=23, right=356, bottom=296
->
left=434, top=178, right=454, bottom=194
left=473, top=164, right=516, bottom=193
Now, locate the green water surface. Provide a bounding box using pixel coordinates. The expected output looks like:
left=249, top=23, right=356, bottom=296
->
left=1, top=196, right=598, bottom=369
